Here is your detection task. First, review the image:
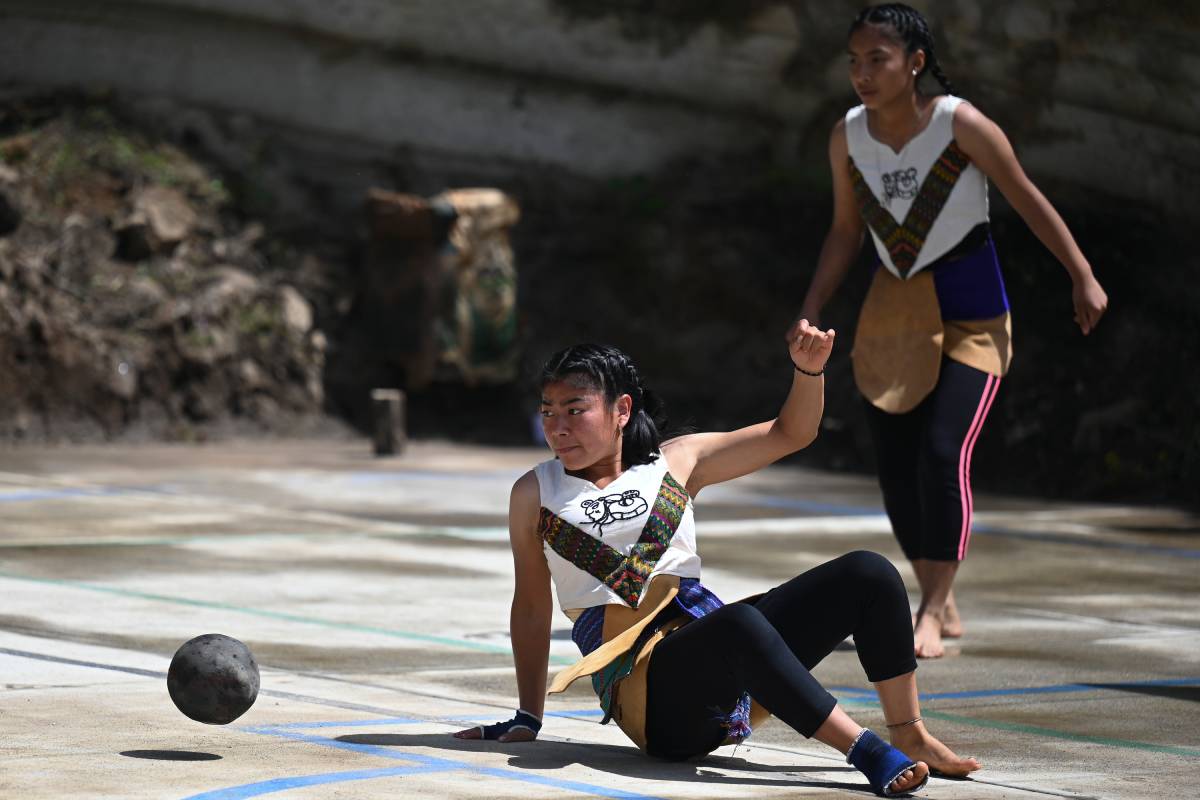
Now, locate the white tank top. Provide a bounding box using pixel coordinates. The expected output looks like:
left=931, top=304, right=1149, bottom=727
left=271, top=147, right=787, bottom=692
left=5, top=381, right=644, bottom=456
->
left=534, top=454, right=701, bottom=616
left=845, top=95, right=988, bottom=277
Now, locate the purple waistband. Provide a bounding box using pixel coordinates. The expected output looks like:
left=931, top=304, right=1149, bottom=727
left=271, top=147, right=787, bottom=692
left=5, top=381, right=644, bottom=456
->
left=930, top=231, right=1010, bottom=320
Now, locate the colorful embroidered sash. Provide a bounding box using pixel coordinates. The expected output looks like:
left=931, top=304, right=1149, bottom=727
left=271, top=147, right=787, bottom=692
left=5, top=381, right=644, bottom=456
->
left=849, top=140, right=972, bottom=278
left=538, top=472, right=689, bottom=607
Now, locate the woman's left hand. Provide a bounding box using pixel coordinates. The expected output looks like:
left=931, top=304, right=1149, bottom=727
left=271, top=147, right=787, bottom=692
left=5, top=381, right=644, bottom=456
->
left=1072, top=276, right=1108, bottom=335
left=786, top=318, right=837, bottom=374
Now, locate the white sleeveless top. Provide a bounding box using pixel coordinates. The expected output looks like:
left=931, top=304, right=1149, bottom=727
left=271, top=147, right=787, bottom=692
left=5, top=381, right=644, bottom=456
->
left=534, top=454, right=701, bottom=617
left=845, top=95, right=988, bottom=277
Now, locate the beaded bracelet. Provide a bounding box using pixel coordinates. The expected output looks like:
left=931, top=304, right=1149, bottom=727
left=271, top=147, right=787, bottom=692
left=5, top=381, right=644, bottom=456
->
left=794, top=363, right=825, bottom=377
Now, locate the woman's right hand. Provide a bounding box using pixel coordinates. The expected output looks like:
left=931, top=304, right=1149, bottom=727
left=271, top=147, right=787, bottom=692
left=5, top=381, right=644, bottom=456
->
left=1072, top=275, right=1108, bottom=335
left=786, top=318, right=837, bottom=375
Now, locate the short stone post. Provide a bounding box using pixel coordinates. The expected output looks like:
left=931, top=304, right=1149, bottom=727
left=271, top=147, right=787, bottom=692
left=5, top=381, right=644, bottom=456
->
left=371, top=388, right=406, bottom=456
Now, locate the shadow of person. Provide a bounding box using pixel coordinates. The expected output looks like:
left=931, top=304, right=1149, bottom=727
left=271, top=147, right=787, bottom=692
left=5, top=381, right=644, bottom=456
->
left=119, top=750, right=222, bottom=761
left=335, top=733, right=863, bottom=793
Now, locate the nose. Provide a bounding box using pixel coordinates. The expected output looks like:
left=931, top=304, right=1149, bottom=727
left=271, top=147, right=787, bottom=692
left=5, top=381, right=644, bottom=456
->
left=545, top=414, right=569, bottom=437
left=850, top=61, right=870, bottom=86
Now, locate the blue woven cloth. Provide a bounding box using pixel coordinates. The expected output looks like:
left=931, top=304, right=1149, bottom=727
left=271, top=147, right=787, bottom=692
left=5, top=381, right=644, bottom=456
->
left=571, top=578, right=755, bottom=742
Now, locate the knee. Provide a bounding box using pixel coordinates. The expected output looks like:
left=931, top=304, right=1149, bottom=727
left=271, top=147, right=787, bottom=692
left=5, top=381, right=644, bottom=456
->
left=838, top=550, right=904, bottom=593
left=712, top=603, right=778, bottom=654
left=922, top=430, right=963, bottom=474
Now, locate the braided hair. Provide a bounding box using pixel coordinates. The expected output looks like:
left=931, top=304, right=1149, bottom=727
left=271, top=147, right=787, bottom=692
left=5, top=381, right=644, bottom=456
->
left=539, top=343, right=666, bottom=469
left=850, top=3, right=954, bottom=95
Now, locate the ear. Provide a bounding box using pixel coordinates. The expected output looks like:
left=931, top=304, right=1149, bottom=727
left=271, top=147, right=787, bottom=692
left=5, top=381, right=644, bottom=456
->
left=910, top=48, right=927, bottom=76
left=615, top=394, right=633, bottom=429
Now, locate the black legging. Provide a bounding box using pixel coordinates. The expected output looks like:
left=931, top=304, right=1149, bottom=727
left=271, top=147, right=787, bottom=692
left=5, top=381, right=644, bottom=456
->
left=643, top=551, right=916, bottom=760
left=864, top=357, right=1000, bottom=562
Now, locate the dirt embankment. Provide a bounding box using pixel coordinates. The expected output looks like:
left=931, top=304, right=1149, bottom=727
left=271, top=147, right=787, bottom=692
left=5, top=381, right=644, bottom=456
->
left=0, top=101, right=339, bottom=442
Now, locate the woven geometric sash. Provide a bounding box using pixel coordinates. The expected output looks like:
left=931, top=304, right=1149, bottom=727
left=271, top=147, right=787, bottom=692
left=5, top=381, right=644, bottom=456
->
left=849, top=139, right=971, bottom=278
left=539, top=472, right=689, bottom=607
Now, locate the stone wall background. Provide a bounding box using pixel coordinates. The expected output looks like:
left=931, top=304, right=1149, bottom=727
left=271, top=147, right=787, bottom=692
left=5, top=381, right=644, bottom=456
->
left=2, top=0, right=1196, bottom=213
left=0, top=0, right=1196, bottom=505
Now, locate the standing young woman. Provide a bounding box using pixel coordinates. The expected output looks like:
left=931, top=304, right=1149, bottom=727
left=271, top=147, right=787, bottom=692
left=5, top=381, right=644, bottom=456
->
left=454, top=329, right=981, bottom=796
left=795, top=3, right=1108, bottom=658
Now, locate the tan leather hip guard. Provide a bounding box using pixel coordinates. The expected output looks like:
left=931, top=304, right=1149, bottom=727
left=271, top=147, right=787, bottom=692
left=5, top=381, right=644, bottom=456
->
left=852, top=268, right=943, bottom=414
left=548, top=575, right=770, bottom=752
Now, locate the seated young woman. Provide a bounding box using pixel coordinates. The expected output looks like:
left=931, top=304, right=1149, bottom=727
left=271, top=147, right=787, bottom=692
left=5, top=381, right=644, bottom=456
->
left=454, top=321, right=981, bottom=796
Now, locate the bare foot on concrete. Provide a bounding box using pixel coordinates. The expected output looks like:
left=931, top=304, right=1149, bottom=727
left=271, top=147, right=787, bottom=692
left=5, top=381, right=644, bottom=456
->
left=940, top=595, right=963, bottom=639
left=890, top=723, right=982, bottom=777
left=913, top=612, right=945, bottom=659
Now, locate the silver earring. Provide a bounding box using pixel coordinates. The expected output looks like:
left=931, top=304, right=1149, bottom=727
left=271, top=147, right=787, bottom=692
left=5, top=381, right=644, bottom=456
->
left=912, top=69, right=919, bottom=76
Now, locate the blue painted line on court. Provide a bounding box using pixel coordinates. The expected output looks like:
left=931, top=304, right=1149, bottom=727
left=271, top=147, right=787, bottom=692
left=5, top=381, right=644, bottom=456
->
left=7, top=468, right=1195, bottom=559
left=741, top=495, right=885, bottom=517
left=824, top=677, right=1200, bottom=704
left=921, top=676, right=1200, bottom=701
left=0, top=486, right=147, bottom=503
left=241, top=718, right=426, bottom=732
left=345, top=469, right=524, bottom=486
left=970, top=523, right=1200, bottom=559
left=0, top=570, right=562, bottom=662
left=208, top=724, right=667, bottom=800
left=740, top=495, right=1200, bottom=559
left=181, top=765, right=450, bottom=800
left=7, top=643, right=1191, bottom=715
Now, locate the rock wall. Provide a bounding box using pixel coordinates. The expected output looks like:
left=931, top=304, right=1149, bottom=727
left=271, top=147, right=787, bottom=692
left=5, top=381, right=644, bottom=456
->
left=0, top=0, right=1197, bottom=216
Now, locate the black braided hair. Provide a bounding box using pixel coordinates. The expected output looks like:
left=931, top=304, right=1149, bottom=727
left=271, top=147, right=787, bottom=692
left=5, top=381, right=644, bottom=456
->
left=850, top=3, right=955, bottom=95
left=539, top=343, right=666, bottom=468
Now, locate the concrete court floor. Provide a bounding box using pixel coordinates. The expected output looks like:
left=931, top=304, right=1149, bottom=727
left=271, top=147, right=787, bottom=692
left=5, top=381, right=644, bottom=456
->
left=0, top=439, right=1197, bottom=800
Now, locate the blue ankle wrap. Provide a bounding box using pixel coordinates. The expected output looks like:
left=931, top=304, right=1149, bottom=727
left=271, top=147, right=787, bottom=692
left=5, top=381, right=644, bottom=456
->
left=479, top=709, right=542, bottom=740
left=846, top=729, right=928, bottom=797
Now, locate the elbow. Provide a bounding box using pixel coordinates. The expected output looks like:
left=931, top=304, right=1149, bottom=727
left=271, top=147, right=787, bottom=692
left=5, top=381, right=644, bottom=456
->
left=794, top=426, right=820, bottom=451
left=775, top=418, right=820, bottom=453
left=830, top=218, right=864, bottom=244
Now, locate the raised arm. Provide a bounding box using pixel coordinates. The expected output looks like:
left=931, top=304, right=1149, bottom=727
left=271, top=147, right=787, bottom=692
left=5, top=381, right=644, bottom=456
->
left=953, top=102, right=1108, bottom=334
left=453, top=470, right=552, bottom=742
left=664, top=321, right=835, bottom=498
left=798, top=120, right=866, bottom=325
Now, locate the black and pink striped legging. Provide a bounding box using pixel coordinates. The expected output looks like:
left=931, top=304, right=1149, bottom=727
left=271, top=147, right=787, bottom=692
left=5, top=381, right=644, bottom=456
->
left=864, top=357, right=1001, bottom=562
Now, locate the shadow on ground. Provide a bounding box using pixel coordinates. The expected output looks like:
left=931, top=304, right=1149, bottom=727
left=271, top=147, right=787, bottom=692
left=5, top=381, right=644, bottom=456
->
left=119, top=749, right=222, bottom=761
left=336, top=732, right=866, bottom=793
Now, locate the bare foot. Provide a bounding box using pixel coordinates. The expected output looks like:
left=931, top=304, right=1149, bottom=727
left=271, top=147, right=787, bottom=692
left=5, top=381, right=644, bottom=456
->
left=887, top=760, right=930, bottom=794
left=913, top=613, right=944, bottom=659
left=940, top=597, right=963, bottom=639
left=890, top=724, right=982, bottom=777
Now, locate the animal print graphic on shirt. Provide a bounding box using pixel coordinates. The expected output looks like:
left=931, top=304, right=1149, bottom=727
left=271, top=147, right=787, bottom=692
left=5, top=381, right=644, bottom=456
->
left=581, top=490, right=649, bottom=536
left=539, top=473, right=689, bottom=606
